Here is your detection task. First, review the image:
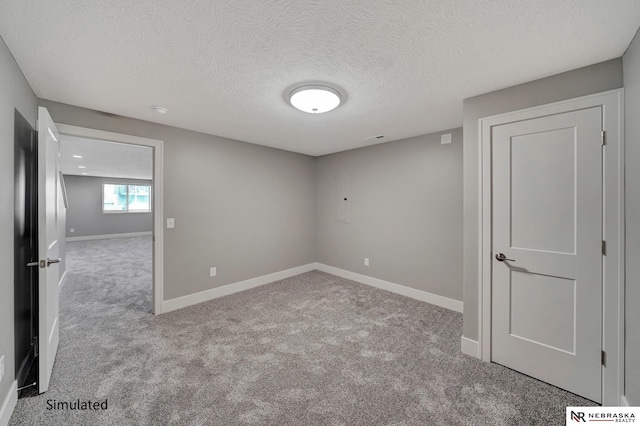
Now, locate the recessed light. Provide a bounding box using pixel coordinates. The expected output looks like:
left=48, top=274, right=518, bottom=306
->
left=289, top=85, right=342, bottom=114
left=81, top=173, right=88, bottom=175
left=152, top=105, right=168, bottom=114
left=78, top=166, right=86, bottom=169
left=72, top=155, right=83, bottom=159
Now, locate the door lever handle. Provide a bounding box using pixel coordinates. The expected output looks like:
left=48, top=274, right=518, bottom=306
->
left=495, top=253, right=515, bottom=262
left=27, top=259, right=61, bottom=268
left=46, top=258, right=61, bottom=266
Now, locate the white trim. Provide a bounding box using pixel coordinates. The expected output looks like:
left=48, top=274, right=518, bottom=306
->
left=0, top=381, right=17, bottom=426
left=316, top=263, right=463, bottom=313
left=477, top=88, right=625, bottom=406
left=66, top=231, right=152, bottom=242
left=162, top=264, right=317, bottom=313
left=621, top=395, right=630, bottom=407
left=59, top=270, right=67, bottom=288
left=56, top=124, right=164, bottom=315
left=56, top=124, right=163, bottom=147
left=461, top=336, right=480, bottom=358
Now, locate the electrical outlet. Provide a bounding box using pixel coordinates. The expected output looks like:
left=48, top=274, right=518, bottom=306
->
left=364, top=258, right=369, bottom=267
left=167, top=218, right=175, bottom=229
left=70, top=228, right=75, bottom=233
left=0, top=355, right=4, bottom=383
left=210, top=267, right=217, bottom=277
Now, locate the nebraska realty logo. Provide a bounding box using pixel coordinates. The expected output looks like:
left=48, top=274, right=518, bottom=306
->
left=566, top=407, right=638, bottom=424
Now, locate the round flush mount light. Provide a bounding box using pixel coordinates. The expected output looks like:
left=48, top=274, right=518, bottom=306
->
left=289, top=85, right=342, bottom=114
left=152, top=105, right=168, bottom=114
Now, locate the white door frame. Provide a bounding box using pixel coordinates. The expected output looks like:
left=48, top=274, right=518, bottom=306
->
left=55, top=124, right=165, bottom=315
left=477, top=89, right=625, bottom=406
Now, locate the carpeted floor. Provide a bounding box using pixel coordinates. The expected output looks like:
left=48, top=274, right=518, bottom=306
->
left=9, top=236, right=593, bottom=425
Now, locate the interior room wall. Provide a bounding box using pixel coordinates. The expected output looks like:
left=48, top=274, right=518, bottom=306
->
left=461, top=58, right=624, bottom=343
left=0, top=37, right=38, bottom=418
left=39, top=100, right=317, bottom=301
left=64, top=175, right=153, bottom=238
left=623, top=28, right=640, bottom=406
left=316, top=129, right=463, bottom=302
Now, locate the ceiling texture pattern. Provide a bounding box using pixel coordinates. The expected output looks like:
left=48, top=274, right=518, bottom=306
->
left=1, top=0, right=640, bottom=155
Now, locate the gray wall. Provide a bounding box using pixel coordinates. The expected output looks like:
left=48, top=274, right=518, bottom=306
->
left=316, top=129, right=463, bottom=301
left=461, top=59, right=624, bottom=342
left=0, top=38, right=38, bottom=414
left=623, top=29, right=640, bottom=406
left=39, top=100, right=317, bottom=300
left=64, top=175, right=152, bottom=238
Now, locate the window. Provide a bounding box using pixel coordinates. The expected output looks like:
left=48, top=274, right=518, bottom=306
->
left=103, top=183, right=151, bottom=213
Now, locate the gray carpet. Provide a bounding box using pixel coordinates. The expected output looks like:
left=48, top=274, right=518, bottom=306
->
left=9, top=236, right=593, bottom=425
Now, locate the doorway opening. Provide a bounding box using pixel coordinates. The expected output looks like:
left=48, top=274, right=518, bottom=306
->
left=59, top=135, right=155, bottom=315
left=56, top=125, right=164, bottom=316
left=16, top=119, right=164, bottom=397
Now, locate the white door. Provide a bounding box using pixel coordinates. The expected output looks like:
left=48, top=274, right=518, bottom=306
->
left=37, top=107, right=61, bottom=393
left=491, top=107, right=603, bottom=402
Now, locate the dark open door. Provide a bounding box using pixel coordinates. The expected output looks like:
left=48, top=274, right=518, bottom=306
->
left=14, top=109, right=38, bottom=391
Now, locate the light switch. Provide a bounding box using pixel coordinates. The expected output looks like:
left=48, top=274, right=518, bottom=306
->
left=167, top=218, right=175, bottom=228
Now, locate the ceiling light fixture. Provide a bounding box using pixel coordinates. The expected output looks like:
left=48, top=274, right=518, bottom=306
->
left=78, top=166, right=86, bottom=169
left=152, top=105, right=168, bottom=114
left=72, top=155, right=83, bottom=158
left=289, top=85, right=341, bottom=114
left=81, top=173, right=88, bottom=175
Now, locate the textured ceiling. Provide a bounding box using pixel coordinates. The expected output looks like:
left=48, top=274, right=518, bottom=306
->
left=60, top=135, right=152, bottom=180
left=2, top=1, right=640, bottom=156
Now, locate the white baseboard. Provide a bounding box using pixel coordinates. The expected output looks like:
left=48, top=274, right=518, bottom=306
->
left=0, top=381, right=17, bottom=426
left=59, top=270, right=67, bottom=289
left=621, top=395, right=630, bottom=407
left=461, top=336, right=481, bottom=359
left=66, top=231, right=152, bottom=242
left=162, top=263, right=317, bottom=313
left=315, top=263, right=463, bottom=313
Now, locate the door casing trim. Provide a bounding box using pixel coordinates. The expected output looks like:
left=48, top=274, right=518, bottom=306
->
left=478, top=89, right=625, bottom=405
left=55, top=124, right=165, bottom=315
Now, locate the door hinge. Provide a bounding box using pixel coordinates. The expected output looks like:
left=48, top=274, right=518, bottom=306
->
left=602, top=241, right=607, bottom=256
left=601, top=131, right=606, bottom=146
left=602, top=350, right=606, bottom=366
